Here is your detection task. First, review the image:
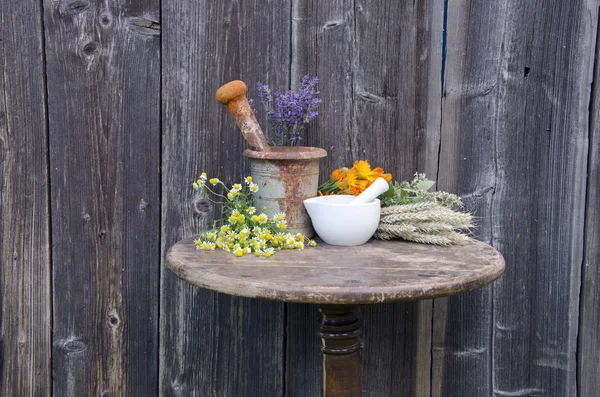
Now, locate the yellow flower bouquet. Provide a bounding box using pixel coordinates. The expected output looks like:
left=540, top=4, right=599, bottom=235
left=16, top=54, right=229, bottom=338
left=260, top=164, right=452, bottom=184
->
left=192, top=173, right=316, bottom=257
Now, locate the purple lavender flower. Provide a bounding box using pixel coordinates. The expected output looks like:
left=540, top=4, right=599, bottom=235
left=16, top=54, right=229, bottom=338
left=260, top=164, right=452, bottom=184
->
left=255, top=75, right=322, bottom=146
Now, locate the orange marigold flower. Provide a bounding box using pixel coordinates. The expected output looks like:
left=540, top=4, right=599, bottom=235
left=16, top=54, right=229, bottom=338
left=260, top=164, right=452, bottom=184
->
left=349, top=183, right=367, bottom=196
left=346, top=169, right=368, bottom=195
left=331, top=168, right=347, bottom=181
left=353, top=160, right=373, bottom=180
left=345, top=169, right=359, bottom=187
left=372, top=167, right=393, bottom=183
left=336, top=180, right=348, bottom=191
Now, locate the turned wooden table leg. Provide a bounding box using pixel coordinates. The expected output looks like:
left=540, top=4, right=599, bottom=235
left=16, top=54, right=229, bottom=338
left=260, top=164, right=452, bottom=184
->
left=316, top=305, right=362, bottom=397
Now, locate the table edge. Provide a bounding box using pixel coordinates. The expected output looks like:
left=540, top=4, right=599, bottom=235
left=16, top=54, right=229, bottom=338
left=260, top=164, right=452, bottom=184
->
left=166, top=239, right=505, bottom=305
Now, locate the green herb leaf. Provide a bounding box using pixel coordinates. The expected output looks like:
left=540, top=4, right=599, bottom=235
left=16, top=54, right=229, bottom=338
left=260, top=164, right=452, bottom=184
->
left=415, top=179, right=435, bottom=192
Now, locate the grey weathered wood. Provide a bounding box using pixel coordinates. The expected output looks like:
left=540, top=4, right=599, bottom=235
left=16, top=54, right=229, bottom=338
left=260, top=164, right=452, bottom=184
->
left=290, top=1, right=443, bottom=395
left=0, top=1, right=51, bottom=396
left=159, top=1, right=290, bottom=395
left=433, top=0, right=508, bottom=395
left=579, top=3, right=600, bottom=393
left=168, top=237, right=504, bottom=304
left=437, top=1, right=596, bottom=396
left=44, top=1, right=161, bottom=395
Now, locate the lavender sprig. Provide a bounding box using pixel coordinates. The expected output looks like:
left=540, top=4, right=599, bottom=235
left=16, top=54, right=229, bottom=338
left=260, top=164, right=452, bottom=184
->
left=255, top=75, right=322, bottom=146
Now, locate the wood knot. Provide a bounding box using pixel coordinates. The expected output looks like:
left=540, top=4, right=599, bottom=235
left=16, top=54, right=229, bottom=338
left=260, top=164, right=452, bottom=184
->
left=138, top=198, right=149, bottom=212
left=59, top=338, right=87, bottom=353
left=107, top=311, right=121, bottom=329
left=60, top=0, right=90, bottom=17
left=99, top=13, right=113, bottom=27
left=193, top=197, right=211, bottom=214
left=171, top=380, right=183, bottom=392
left=126, top=16, right=161, bottom=37
left=82, top=42, right=99, bottom=56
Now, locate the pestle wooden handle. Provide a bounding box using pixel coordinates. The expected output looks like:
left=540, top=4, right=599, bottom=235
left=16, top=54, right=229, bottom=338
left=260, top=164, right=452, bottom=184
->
left=216, top=80, right=272, bottom=152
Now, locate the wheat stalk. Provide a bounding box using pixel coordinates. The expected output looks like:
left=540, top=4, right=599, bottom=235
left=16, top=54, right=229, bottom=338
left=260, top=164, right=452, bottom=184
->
left=380, top=210, right=472, bottom=228
left=376, top=202, right=473, bottom=245
left=380, top=202, right=439, bottom=215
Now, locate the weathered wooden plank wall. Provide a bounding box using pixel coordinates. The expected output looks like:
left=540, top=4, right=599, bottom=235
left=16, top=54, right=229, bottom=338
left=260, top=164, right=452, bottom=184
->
left=44, top=0, right=161, bottom=395
left=1, top=0, right=600, bottom=396
left=436, top=1, right=597, bottom=397
left=0, top=1, right=51, bottom=396
left=579, top=1, right=600, bottom=392
left=159, top=1, right=290, bottom=395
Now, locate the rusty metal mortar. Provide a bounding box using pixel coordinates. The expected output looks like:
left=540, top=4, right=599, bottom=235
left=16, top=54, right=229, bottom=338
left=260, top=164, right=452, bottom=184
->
left=244, top=146, right=327, bottom=238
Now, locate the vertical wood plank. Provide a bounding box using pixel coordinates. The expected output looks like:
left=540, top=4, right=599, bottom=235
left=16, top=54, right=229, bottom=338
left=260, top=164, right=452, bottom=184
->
left=578, top=3, right=600, bottom=393
left=159, top=1, right=290, bottom=395
left=433, top=0, right=508, bottom=394
left=289, top=1, right=442, bottom=396
left=0, top=1, right=51, bottom=396
left=44, top=0, right=161, bottom=395
left=436, top=0, right=595, bottom=396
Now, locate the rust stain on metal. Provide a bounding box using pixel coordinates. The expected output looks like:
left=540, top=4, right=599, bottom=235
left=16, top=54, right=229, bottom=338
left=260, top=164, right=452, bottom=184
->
left=244, top=147, right=327, bottom=236
left=243, top=146, right=327, bottom=160
left=216, top=80, right=272, bottom=152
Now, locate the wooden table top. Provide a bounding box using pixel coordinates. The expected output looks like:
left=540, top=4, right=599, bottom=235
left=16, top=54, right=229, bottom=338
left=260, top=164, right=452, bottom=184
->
left=167, top=237, right=505, bottom=305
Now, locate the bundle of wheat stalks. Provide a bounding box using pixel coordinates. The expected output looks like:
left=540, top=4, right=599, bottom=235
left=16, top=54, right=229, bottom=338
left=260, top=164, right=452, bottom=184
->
left=375, top=174, right=473, bottom=245
left=375, top=202, right=472, bottom=245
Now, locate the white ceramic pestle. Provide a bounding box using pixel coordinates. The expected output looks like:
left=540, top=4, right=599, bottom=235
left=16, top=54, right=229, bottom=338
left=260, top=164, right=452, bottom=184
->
left=349, top=177, right=390, bottom=205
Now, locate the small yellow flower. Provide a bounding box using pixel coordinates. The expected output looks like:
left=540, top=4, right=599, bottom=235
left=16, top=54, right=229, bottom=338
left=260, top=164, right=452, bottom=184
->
left=251, top=215, right=259, bottom=223
left=250, top=184, right=259, bottom=193
left=245, top=176, right=253, bottom=184
left=235, top=249, right=244, bottom=257
left=227, top=192, right=234, bottom=200
left=258, top=214, right=268, bottom=224
left=210, top=178, right=219, bottom=185
left=228, top=215, right=237, bottom=223
left=192, top=182, right=199, bottom=190
left=247, top=206, right=256, bottom=214
left=278, top=221, right=287, bottom=229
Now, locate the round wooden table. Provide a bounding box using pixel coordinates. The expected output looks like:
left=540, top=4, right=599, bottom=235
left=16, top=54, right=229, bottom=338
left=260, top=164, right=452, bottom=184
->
left=167, top=237, right=505, bottom=397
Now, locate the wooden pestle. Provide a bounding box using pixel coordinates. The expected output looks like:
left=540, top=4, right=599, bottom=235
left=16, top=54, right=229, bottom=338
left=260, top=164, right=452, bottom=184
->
left=216, top=80, right=272, bottom=152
